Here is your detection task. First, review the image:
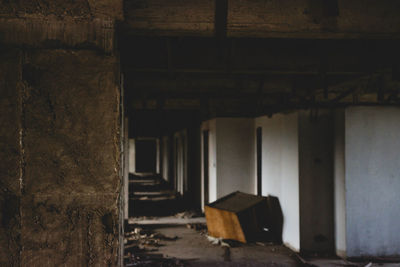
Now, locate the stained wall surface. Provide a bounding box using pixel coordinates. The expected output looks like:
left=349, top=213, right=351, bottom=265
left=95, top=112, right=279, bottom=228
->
left=0, top=49, right=121, bottom=266
left=0, top=48, right=23, bottom=267
left=298, top=110, right=335, bottom=253
left=345, top=106, right=400, bottom=257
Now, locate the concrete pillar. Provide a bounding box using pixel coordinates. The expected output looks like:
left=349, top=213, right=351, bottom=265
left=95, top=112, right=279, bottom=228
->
left=337, top=106, right=400, bottom=258
left=161, top=136, right=170, bottom=181
left=255, top=113, right=300, bottom=251
left=156, top=138, right=161, bottom=174
left=334, top=109, right=346, bottom=258
left=129, top=139, right=136, bottom=173
left=123, top=118, right=129, bottom=220
left=201, top=119, right=217, bottom=207
left=0, top=49, right=121, bottom=266
left=173, top=130, right=188, bottom=195
left=201, top=118, right=255, bottom=207
left=255, top=110, right=335, bottom=253
left=298, top=110, right=335, bottom=253
left=0, top=48, right=22, bottom=266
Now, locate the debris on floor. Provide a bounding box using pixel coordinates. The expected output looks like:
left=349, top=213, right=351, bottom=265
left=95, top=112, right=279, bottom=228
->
left=125, top=254, right=185, bottom=267
left=124, top=226, right=184, bottom=266
left=206, top=235, right=231, bottom=247
left=186, top=223, right=207, bottom=233
left=126, top=227, right=178, bottom=249
left=174, top=210, right=203, bottom=219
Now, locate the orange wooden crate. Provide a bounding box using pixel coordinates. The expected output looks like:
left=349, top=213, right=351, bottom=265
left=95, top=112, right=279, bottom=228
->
left=205, top=191, right=269, bottom=243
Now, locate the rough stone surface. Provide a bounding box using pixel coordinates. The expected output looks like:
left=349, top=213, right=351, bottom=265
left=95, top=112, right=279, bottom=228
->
left=0, top=0, right=122, bottom=53
left=20, top=49, right=120, bottom=266
left=0, top=48, right=22, bottom=267
left=0, top=18, right=116, bottom=53
left=0, top=48, right=121, bottom=266
left=0, top=0, right=123, bottom=20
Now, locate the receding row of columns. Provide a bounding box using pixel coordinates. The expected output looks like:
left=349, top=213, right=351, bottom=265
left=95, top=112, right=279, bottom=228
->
left=128, top=130, right=190, bottom=196
left=201, top=106, right=400, bottom=258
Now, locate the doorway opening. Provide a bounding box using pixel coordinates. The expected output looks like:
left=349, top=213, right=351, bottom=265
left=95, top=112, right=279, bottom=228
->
left=256, top=127, right=262, bottom=196
left=203, top=130, right=209, bottom=205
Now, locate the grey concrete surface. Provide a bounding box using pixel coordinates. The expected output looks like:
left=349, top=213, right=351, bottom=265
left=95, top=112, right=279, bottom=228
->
left=152, top=225, right=300, bottom=266
left=334, top=109, right=347, bottom=258
left=299, top=110, right=335, bottom=253
left=345, top=107, right=400, bottom=257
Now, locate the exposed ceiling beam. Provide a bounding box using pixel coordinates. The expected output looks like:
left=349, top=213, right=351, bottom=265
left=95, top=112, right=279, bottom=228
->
left=122, top=0, right=400, bottom=39
left=124, top=68, right=365, bottom=76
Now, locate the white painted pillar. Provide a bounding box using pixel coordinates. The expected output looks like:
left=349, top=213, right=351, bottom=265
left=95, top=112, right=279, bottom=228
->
left=123, top=118, right=129, bottom=220
left=334, top=109, right=346, bottom=258
left=162, top=136, right=169, bottom=181
left=156, top=138, right=160, bottom=174
left=343, top=106, right=400, bottom=257
left=129, top=139, right=135, bottom=174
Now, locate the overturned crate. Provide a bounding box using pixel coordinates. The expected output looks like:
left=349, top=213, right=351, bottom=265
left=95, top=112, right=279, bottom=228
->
left=204, top=191, right=270, bottom=243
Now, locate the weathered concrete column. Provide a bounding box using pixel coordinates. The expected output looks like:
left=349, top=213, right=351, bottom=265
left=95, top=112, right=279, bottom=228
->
left=255, top=113, right=300, bottom=251
left=335, top=106, right=400, bottom=258
left=0, top=1, right=123, bottom=264
left=0, top=48, right=121, bottom=266
left=255, top=110, right=335, bottom=253
left=22, top=50, right=120, bottom=266
left=0, top=48, right=23, bottom=267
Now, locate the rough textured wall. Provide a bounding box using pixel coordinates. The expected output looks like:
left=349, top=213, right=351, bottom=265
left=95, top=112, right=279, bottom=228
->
left=0, top=48, right=22, bottom=267
left=0, top=0, right=122, bottom=53
left=0, top=0, right=123, bottom=19
left=299, top=110, right=335, bottom=253
left=0, top=48, right=120, bottom=266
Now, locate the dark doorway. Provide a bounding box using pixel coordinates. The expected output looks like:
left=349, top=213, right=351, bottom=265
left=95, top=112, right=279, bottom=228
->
left=135, top=139, right=157, bottom=173
left=256, top=127, right=262, bottom=196
left=203, top=130, right=209, bottom=204
left=174, top=136, right=179, bottom=191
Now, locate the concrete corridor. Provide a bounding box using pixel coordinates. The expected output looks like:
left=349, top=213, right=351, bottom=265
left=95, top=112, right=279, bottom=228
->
left=124, top=172, right=397, bottom=267
left=125, top=174, right=301, bottom=266
left=129, top=174, right=183, bottom=217
left=3, top=1, right=400, bottom=266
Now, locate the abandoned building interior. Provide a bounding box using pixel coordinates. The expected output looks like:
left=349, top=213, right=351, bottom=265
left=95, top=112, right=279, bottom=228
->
left=1, top=0, right=400, bottom=266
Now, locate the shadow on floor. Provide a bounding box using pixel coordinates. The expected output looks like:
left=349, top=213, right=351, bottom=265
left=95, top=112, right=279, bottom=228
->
left=129, top=173, right=188, bottom=217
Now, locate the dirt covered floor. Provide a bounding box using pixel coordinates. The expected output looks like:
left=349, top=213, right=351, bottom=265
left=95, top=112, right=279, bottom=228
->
left=124, top=222, right=300, bottom=267
left=124, top=218, right=400, bottom=267
left=125, top=175, right=400, bottom=266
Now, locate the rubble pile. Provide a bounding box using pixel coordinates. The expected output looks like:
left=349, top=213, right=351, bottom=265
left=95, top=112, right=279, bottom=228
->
left=124, top=227, right=184, bottom=267
left=186, top=223, right=207, bottom=234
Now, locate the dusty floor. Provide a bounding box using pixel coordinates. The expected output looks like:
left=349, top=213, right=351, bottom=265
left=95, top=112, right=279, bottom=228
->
left=124, top=222, right=400, bottom=267
left=125, top=222, right=301, bottom=267
left=126, top=175, right=400, bottom=267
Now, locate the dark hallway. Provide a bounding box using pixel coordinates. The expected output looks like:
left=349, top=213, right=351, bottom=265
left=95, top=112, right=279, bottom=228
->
left=2, top=1, right=400, bottom=266
left=129, top=173, right=184, bottom=217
